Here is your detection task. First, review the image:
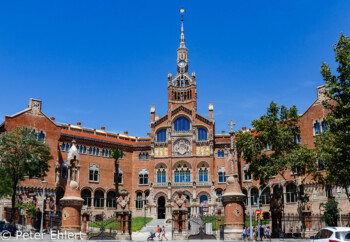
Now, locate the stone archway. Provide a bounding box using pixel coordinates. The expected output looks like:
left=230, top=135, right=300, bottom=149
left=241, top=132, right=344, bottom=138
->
left=157, top=196, right=166, bottom=219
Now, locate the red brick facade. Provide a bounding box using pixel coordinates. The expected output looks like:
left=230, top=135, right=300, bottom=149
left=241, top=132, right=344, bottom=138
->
left=1, top=20, right=349, bottom=235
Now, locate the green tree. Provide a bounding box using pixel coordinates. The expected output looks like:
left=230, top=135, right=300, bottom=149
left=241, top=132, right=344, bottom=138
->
left=236, top=102, right=319, bottom=184
left=16, top=201, right=36, bottom=219
left=111, top=148, right=124, bottom=198
left=0, top=127, right=52, bottom=224
left=322, top=198, right=339, bottom=226
left=316, top=33, right=350, bottom=198
left=236, top=101, right=319, bottom=238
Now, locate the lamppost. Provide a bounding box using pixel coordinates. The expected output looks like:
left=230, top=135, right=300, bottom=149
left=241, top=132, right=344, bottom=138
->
left=144, top=200, right=148, bottom=227
left=40, top=180, right=48, bottom=238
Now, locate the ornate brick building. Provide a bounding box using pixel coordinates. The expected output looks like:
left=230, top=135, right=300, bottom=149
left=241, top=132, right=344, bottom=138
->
left=0, top=14, right=349, bottom=234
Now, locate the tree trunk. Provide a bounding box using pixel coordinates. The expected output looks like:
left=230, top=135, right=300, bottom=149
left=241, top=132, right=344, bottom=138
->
left=297, top=185, right=306, bottom=239
left=10, top=180, right=18, bottom=225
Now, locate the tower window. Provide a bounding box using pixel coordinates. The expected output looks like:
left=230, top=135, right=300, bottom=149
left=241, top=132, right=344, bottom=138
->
left=217, top=150, right=225, bottom=158
left=89, top=164, right=99, bottom=182
left=198, top=128, right=208, bottom=141
left=314, top=121, right=321, bottom=135
left=218, top=167, right=226, bottom=183
left=156, top=129, right=167, bottom=142
left=138, top=169, right=149, bottom=185
left=174, top=117, right=190, bottom=132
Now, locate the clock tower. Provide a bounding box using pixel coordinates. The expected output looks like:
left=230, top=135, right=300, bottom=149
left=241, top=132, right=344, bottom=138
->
left=168, top=9, right=197, bottom=111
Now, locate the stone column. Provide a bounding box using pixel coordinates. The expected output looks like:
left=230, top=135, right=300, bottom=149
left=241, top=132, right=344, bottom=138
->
left=124, top=213, right=129, bottom=234
left=181, top=212, right=186, bottom=231
left=174, top=213, right=179, bottom=232
left=117, top=214, right=122, bottom=233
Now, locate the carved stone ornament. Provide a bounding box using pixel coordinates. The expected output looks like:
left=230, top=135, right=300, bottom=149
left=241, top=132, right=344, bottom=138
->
left=63, top=211, right=69, bottom=220
left=176, top=198, right=184, bottom=207
left=173, top=139, right=191, bottom=156
left=119, top=200, right=127, bottom=209
left=30, top=99, right=41, bottom=114
left=234, top=206, right=243, bottom=217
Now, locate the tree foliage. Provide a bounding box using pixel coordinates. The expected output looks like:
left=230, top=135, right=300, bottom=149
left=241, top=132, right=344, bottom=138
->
left=316, top=33, right=350, bottom=198
left=0, top=127, right=53, bottom=223
left=236, top=101, right=318, bottom=185
left=322, top=198, right=339, bottom=226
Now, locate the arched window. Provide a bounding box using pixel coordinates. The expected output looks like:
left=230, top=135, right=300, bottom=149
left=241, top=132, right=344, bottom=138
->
left=198, top=128, right=208, bottom=141
left=273, top=185, right=284, bottom=203
left=321, top=120, right=328, bottom=133
left=156, top=166, right=166, bottom=184
left=156, top=129, right=167, bottom=142
left=61, top=143, right=65, bottom=151
left=114, top=169, right=123, bottom=184
left=261, top=188, right=270, bottom=205
left=216, top=190, right=223, bottom=203
left=294, top=135, right=301, bottom=144
left=325, top=185, right=333, bottom=198
left=139, top=169, right=149, bottom=185
left=200, top=195, right=208, bottom=205
left=81, top=189, right=92, bottom=207
left=314, top=121, right=321, bottom=135
left=174, top=117, right=190, bottom=132
left=61, top=163, right=68, bottom=180
left=107, top=191, right=116, bottom=208
left=242, top=189, right=248, bottom=205
left=38, top=131, right=45, bottom=143
left=251, top=188, right=259, bottom=206
left=174, top=163, right=191, bottom=184
left=102, top=149, right=105, bottom=157
left=136, top=192, right=143, bottom=209
left=218, top=150, right=225, bottom=158
left=66, top=143, right=70, bottom=151
left=286, top=183, right=297, bottom=203
left=89, top=164, right=99, bottom=182
left=198, top=164, right=209, bottom=183
left=96, top=148, right=100, bottom=156
left=218, top=167, right=226, bottom=183
left=94, top=190, right=104, bottom=208
left=83, top=146, right=86, bottom=154
left=31, top=130, right=37, bottom=140
left=243, top=165, right=252, bottom=181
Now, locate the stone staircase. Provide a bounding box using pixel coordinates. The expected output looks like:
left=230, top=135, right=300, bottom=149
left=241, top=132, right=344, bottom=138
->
left=140, top=219, right=172, bottom=233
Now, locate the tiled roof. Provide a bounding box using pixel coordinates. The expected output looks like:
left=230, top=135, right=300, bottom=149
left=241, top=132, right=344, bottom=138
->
left=60, top=129, right=135, bottom=146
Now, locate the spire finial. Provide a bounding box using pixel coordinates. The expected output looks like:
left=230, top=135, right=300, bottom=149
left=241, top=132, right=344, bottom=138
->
left=179, top=8, right=186, bottom=48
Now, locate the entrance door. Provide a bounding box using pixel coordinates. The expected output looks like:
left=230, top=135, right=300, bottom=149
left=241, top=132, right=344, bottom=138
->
left=157, top=196, right=166, bottom=219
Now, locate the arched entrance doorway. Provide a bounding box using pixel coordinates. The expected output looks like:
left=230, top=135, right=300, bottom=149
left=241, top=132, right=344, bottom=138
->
left=157, top=196, right=166, bottom=219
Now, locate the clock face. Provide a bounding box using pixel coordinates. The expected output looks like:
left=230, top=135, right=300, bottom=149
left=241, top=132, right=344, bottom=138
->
left=178, top=61, right=186, bottom=68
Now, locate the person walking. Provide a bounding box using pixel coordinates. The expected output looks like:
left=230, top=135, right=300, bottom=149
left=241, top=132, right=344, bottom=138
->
left=266, top=226, right=271, bottom=242
left=156, top=225, right=161, bottom=240
left=246, top=227, right=250, bottom=241
left=160, top=225, right=168, bottom=241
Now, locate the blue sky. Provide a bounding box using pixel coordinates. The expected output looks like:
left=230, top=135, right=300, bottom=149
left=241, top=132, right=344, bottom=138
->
left=0, top=1, right=349, bottom=137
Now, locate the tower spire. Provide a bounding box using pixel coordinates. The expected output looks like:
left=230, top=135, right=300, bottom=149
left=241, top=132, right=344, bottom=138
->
left=179, top=8, right=186, bottom=48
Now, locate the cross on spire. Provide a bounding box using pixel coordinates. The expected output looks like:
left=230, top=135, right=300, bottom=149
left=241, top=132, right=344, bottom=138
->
left=228, top=120, right=236, bottom=132
left=179, top=8, right=186, bottom=48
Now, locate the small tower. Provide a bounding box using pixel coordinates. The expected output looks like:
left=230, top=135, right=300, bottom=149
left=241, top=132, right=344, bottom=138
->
left=222, top=121, right=245, bottom=240
left=168, top=8, right=197, bottom=111
left=60, top=140, right=84, bottom=234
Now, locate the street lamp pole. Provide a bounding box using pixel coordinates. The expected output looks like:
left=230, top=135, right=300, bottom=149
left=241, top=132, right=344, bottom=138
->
left=248, top=186, right=253, bottom=240
left=40, top=180, right=48, bottom=239
left=144, top=200, right=147, bottom=227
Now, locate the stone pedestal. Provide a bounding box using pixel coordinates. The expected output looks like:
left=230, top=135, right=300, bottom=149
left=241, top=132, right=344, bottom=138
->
left=60, top=181, right=84, bottom=232
left=115, top=210, right=132, bottom=240
left=172, top=208, right=188, bottom=240
left=222, top=175, right=245, bottom=240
